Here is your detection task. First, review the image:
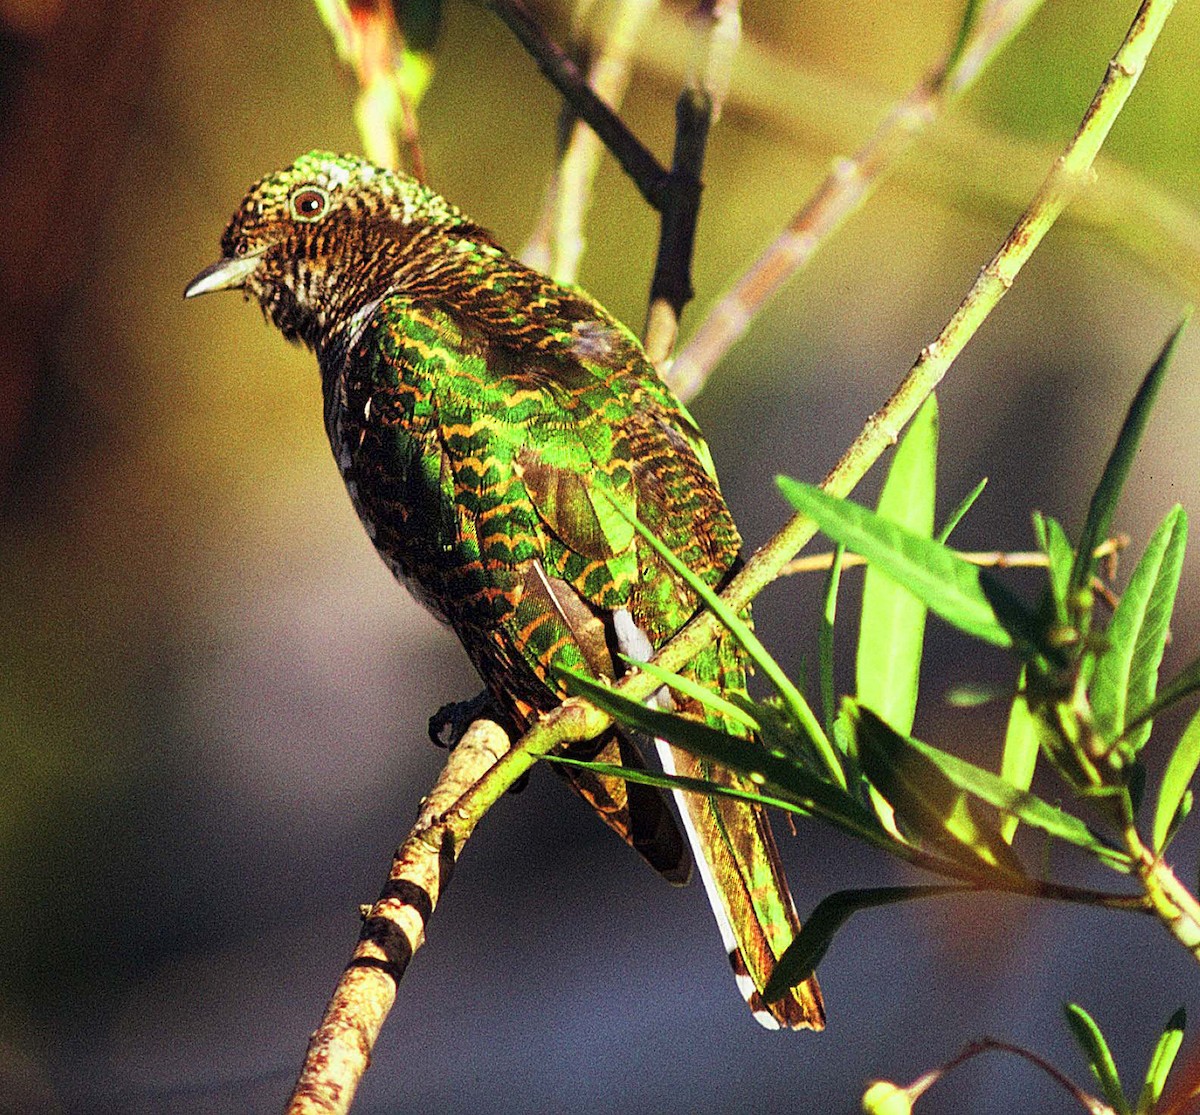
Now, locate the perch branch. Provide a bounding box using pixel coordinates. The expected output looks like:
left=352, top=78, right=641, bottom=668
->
left=286, top=720, right=510, bottom=1114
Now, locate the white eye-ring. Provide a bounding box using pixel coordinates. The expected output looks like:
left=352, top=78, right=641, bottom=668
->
left=290, top=186, right=329, bottom=222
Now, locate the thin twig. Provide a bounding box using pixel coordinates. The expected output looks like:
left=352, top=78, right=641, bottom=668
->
left=486, top=0, right=721, bottom=352
left=893, top=1036, right=1113, bottom=1112
left=644, top=0, right=741, bottom=363
left=665, top=0, right=1045, bottom=401
left=781, top=536, right=1129, bottom=577
left=483, top=0, right=668, bottom=206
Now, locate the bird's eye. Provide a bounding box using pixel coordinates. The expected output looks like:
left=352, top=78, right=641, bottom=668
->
left=291, top=187, right=329, bottom=222
left=233, top=240, right=249, bottom=257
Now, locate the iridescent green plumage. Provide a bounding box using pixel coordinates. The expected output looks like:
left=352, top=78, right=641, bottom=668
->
left=186, top=151, right=823, bottom=1030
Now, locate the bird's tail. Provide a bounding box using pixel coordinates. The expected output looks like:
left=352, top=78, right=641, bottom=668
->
left=656, top=733, right=825, bottom=1030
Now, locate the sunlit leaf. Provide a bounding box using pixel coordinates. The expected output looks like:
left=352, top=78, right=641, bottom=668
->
left=615, top=653, right=760, bottom=731
left=595, top=488, right=842, bottom=782
left=820, top=543, right=845, bottom=735
left=854, top=702, right=1130, bottom=868
left=763, top=884, right=971, bottom=1002
left=1092, top=506, right=1187, bottom=750
left=857, top=395, right=937, bottom=736
left=998, top=669, right=1039, bottom=844
left=778, top=478, right=1043, bottom=654
left=1069, top=315, right=1190, bottom=612
left=1137, top=1007, right=1185, bottom=1114
left=849, top=703, right=1027, bottom=876
left=1065, top=1003, right=1130, bottom=1115
left=937, top=476, right=987, bottom=544
left=557, top=670, right=879, bottom=839
left=1153, top=706, right=1200, bottom=852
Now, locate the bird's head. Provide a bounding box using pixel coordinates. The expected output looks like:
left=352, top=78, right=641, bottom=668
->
left=185, top=151, right=469, bottom=349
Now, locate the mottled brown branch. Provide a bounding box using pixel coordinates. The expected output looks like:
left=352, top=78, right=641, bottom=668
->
left=285, top=720, right=510, bottom=1115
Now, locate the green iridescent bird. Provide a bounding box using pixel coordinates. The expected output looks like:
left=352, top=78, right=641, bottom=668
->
left=186, top=151, right=824, bottom=1030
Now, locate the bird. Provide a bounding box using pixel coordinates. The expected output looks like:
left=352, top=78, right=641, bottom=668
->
left=185, top=150, right=824, bottom=1030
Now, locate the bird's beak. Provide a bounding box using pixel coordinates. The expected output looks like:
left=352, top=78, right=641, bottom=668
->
left=183, top=248, right=266, bottom=299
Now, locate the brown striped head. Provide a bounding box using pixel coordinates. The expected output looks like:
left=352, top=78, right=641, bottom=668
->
left=185, top=151, right=475, bottom=350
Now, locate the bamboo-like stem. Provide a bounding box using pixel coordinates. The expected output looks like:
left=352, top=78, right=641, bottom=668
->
left=665, top=0, right=1045, bottom=401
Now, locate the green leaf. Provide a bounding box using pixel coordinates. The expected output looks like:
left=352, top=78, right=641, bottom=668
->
left=1137, top=1006, right=1185, bottom=1114
left=557, top=669, right=882, bottom=839
left=998, top=669, right=1039, bottom=844
left=594, top=487, right=844, bottom=785
left=615, top=654, right=761, bottom=732
left=937, top=477, right=987, bottom=544
left=1153, top=706, right=1200, bottom=852
left=1127, top=650, right=1200, bottom=732
left=1036, top=513, right=1077, bottom=626
left=849, top=702, right=1028, bottom=877
left=763, top=884, right=972, bottom=1003
left=856, top=395, right=937, bottom=736
left=1065, top=1002, right=1130, bottom=1115
left=854, top=701, right=1130, bottom=869
left=778, top=478, right=1043, bottom=654
left=1069, top=314, right=1190, bottom=609
left=820, top=543, right=845, bottom=735
left=1092, top=506, right=1187, bottom=750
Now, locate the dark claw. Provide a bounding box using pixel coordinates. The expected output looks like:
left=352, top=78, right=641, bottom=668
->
left=428, top=690, right=499, bottom=749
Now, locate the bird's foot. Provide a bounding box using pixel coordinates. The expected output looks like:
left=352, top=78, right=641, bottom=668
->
left=428, top=690, right=499, bottom=749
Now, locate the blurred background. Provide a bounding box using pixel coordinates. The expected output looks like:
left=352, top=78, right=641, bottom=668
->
left=2, top=0, right=1199, bottom=1111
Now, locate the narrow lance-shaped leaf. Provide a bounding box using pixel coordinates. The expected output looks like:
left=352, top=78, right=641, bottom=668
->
left=615, top=653, right=761, bottom=732
left=937, top=476, right=987, bottom=544
left=854, top=702, right=1130, bottom=869
left=594, top=487, right=844, bottom=784
left=1137, top=1007, right=1185, bottom=1115
left=557, top=669, right=882, bottom=839
left=998, top=667, right=1039, bottom=845
left=1034, top=512, right=1077, bottom=627
left=1069, top=314, right=1190, bottom=609
left=1065, top=1003, right=1130, bottom=1115
left=778, top=478, right=1044, bottom=655
left=1126, top=649, right=1200, bottom=733
left=820, top=543, right=845, bottom=738
left=1092, top=505, right=1187, bottom=751
left=857, top=394, right=937, bottom=735
left=1153, top=706, right=1200, bottom=853
left=762, top=884, right=974, bottom=1003
left=848, top=701, right=1028, bottom=877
